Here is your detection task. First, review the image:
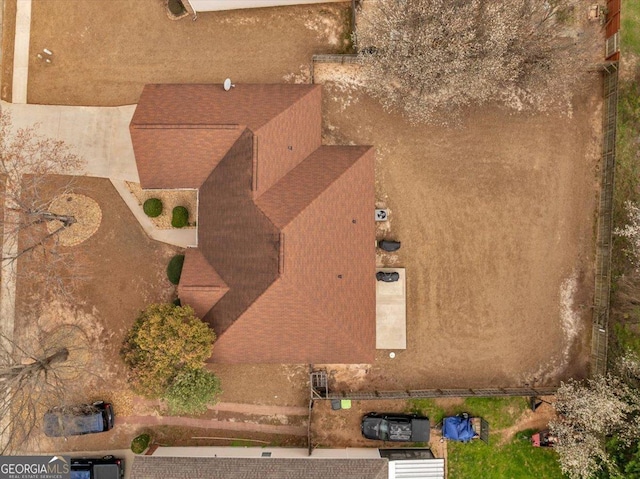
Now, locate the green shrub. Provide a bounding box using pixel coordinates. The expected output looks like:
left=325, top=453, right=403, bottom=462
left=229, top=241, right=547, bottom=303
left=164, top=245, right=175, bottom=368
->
left=131, top=433, right=151, bottom=454
left=143, top=198, right=163, bottom=217
left=165, top=368, right=222, bottom=415
left=171, top=206, right=189, bottom=228
left=167, top=255, right=185, bottom=285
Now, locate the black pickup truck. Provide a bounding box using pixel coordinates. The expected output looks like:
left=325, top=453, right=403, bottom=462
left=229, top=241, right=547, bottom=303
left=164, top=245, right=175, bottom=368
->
left=71, top=456, right=124, bottom=479
left=361, top=413, right=430, bottom=442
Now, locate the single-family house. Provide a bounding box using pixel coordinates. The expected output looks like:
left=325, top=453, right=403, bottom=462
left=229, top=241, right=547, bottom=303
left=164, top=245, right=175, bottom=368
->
left=130, top=83, right=375, bottom=364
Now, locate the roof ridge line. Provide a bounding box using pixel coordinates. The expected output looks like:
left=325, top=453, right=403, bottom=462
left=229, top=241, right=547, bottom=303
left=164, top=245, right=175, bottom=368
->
left=180, top=285, right=229, bottom=291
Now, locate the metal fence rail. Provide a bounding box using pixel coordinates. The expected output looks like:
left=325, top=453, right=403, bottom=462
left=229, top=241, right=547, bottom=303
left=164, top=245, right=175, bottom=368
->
left=321, top=387, right=557, bottom=400
left=591, top=62, right=619, bottom=376
left=312, top=54, right=358, bottom=64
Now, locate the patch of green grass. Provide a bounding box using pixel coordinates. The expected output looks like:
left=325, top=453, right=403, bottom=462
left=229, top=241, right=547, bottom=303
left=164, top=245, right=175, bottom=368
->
left=407, top=399, right=446, bottom=424
left=337, top=4, right=355, bottom=54
left=613, top=80, right=640, bottom=229
left=611, top=76, right=640, bottom=281
left=448, top=434, right=564, bottom=479
left=409, top=396, right=528, bottom=430
left=622, top=0, right=640, bottom=56
left=230, top=440, right=256, bottom=447
left=458, top=397, right=529, bottom=430
left=614, top=323, right=640, bottom=355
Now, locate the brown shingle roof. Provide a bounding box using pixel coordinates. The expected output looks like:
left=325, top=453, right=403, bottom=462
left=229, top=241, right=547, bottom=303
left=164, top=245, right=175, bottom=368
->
left=256, top=145, right=373, bottom=229
left=130, top=83, right=375, bottom=364
left=131, top=456, right=389, bottom=479
left=210, top=148, right=376, bottom=363
left=198, top=129, right=281, bottom=335
left=253, top=86, right=322, bottom=196
left=178, top=248, right=229, bottom=318
left=131, top=127, right=241, bottom=189
left=131, top=84, right=321, bottom=190
left=131, top=84, right=319, bottom=130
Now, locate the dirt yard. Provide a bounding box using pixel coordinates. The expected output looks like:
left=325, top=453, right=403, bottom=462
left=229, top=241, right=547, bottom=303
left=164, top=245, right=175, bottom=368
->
left=19, top=0, right=351, bottom=105
left=12, top=176, right=315, bottom=452
left=13, top=176, right=175, bottom=450
left=315, top=63, right=601, bottom=390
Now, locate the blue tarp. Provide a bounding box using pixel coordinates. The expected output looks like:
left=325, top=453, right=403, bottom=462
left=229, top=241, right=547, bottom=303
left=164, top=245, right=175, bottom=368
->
left=442, top=415, right=477, bottom=442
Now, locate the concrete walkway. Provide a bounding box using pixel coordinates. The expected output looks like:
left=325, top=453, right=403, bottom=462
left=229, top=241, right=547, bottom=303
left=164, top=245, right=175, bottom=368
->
left=0, top=100, right=197, bottom=247
left=137, top=400, right=309, bottom=417
left=110, top=180, right=197, bottom=248
left=210, top=402, right=308, bottom=416
left=120, top=415, right=307, bottom=437
left=12, top=0, right=30, bottom=103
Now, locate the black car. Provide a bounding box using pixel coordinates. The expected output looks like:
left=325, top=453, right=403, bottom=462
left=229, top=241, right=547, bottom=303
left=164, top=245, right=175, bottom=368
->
left=361, top=412, right=430, bottom=442
left=71, top=456, right=124, bottom=479
left=377, top=240, right=401, bottom=252
left=44, top=401, right=114, bottom=437
left=376, top=271, right=400, bottom=282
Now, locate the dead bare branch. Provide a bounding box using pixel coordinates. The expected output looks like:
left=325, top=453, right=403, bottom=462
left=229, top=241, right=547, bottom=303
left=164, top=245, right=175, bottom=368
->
left=356, top=0, right=602, bottom=124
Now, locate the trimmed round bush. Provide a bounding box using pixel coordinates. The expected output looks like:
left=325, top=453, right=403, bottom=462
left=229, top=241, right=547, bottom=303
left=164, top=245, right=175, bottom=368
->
left=171, top=206, right=189, bottom=228
left=143, top=198, right=163, bottom=218
left=167, top=254, right=185, bottom=285
left=131, top=433, right=151, bottom=454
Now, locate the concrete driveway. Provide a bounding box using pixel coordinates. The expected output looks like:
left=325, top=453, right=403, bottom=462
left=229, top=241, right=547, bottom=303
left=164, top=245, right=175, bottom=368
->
left=376, top=268, right=406, bottom=350
left=1, top=100, right=138, bottom=181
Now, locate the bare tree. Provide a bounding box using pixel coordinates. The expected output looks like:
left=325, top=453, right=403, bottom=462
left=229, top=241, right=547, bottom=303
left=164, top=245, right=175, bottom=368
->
left=0, top=111, right=86, bottom=297
left=550, top=370, right=640, bottom=478
left=0, top=112, right=93, bottom=452
left=0, top=323, right=96, bottom=454
left=356, top=0, right=600, bottom=124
